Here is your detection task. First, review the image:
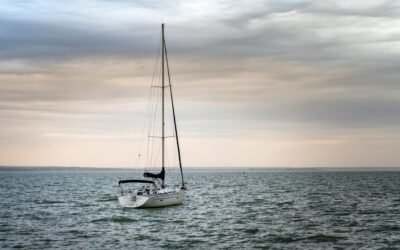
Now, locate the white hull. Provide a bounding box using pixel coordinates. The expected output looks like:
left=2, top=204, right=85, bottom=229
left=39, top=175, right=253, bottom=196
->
left=118, top=187, right=184, bottom=208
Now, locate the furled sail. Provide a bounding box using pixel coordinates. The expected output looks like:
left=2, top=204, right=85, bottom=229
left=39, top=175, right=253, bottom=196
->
left=143, top=167, right=165, bottom=180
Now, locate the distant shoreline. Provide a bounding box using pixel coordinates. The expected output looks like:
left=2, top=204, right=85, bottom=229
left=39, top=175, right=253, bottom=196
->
left=1, top=166, right=400, bottom=171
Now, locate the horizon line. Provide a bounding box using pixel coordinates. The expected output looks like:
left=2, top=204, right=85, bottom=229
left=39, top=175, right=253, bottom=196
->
left=1, top=165, right=400, bottom=171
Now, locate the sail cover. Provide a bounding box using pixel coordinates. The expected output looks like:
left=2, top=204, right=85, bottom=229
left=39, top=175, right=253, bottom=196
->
left=143, top=167, right=165, bottom=180
left=118, top=179, right=155, bottom=185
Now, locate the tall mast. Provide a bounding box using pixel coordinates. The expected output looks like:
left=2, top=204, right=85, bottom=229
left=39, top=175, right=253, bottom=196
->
left=161, top=23, right=165, bottom=187
left=164, top=27, right=185, bottom=188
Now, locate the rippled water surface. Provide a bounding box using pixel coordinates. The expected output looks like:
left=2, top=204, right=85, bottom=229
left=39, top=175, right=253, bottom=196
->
left=1, top=170, right=400, bottom=249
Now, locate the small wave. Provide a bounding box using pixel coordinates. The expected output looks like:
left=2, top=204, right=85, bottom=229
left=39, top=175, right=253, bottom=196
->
left=374, top=225, right=400, bottom=232
left=36, top=200, right=65, bottom=204
left=91, top=216, right=137, bottom=223
left=244, top=228, right=259, bottom=234
left=212, top=184, right=235, bottom=188
left=348, top=221, right=358, bottom=227
left=235, top=183, right=247, bottom=187
left=306, top=234, right=344, bottom=243
left=276, top=201, right=294, bottom=206
left=334, top=211, right=352, bottom=216
left=253, top=198, right=264, bottom=203
left=96, top=196, right=116, bottom=202
left=68, top=229, right=91, bottom=238
left=69, top=229, right=84, bottom=234
left=74, top=202, right=93, bottom=207
left=69, top=229, right=85, bottom=235
left=237, top=201, right=251, bottom=206
left=12, top=244, right=25, bottom=249
left=386, top=203, right=400, bottom=208
left=236, top=219, right=245, bottom=225
left=186, top=238, right=207, bottom=244
left=358, top=209, right=380, bottom=215
left=270, top=235, right=299, bottom=243
left=150, top=219, right=166, bottom=224
left=134, top=234, right=147, bottom=240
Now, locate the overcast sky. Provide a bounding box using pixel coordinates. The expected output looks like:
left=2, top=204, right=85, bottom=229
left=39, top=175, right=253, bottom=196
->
left=1, top=0, right=399, bottom=168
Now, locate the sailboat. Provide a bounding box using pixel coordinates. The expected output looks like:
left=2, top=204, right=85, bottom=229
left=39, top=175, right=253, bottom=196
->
left=118, top=24, right=186, bottom=208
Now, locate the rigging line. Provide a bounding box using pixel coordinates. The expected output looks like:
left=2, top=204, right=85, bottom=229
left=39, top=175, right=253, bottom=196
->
left=173, top=126, right=177, bottom=174
left=153, top=136, right=162, bottom=171
left=164, top=35, right=185, bottom=186
left=148, top=62, right=159, bottom=138
left=165, top=86, right=178, bottom=175
left=149, top=88, right=159, bottom=171
left=159, top=43, right=177, bottom=171
left=165, top=141, right=172, bottom=178
left=165, top=141, right=169, bottom=166
left=167, top=90, right=176, bottom=138
left=148, top=48, right=162, bottom=170
left=149, top=89, right=159, bottom=170
left=148, top=30, right=162, bottom=137
left=143, top=29, right=161, bottom=171
left=151, top=30, right=162, bottom=86
left=137, top=70, right=155, bottom=170
left=168, top=119, right=178, bottom=177
left=146, top=85, right=158, bottom=170
left=150, top=59, right=163, bottom=170
left=145, top=85, right=155, bottom=170
left=147, top=87, right=155, bottom=169
left=146, top=88, right=157, bottom=171
left=145, top=134, right=150, bottom=170
left=161, top=23, right=165, bottom=173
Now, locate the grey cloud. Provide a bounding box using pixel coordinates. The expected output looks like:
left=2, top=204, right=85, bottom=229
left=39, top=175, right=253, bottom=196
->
left=1, top=0, right=399, bottom=68
left=306, top=1, right=400, bottom=18
left=179, top=94, right=400, bottom=127
left=274, top=97, right=400, bottom=128
left=0, top=17, right=157, bottom=60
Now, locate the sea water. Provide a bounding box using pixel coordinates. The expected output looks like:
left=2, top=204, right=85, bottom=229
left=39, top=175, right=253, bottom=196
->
left=1, top=170, right=400, bottom=249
